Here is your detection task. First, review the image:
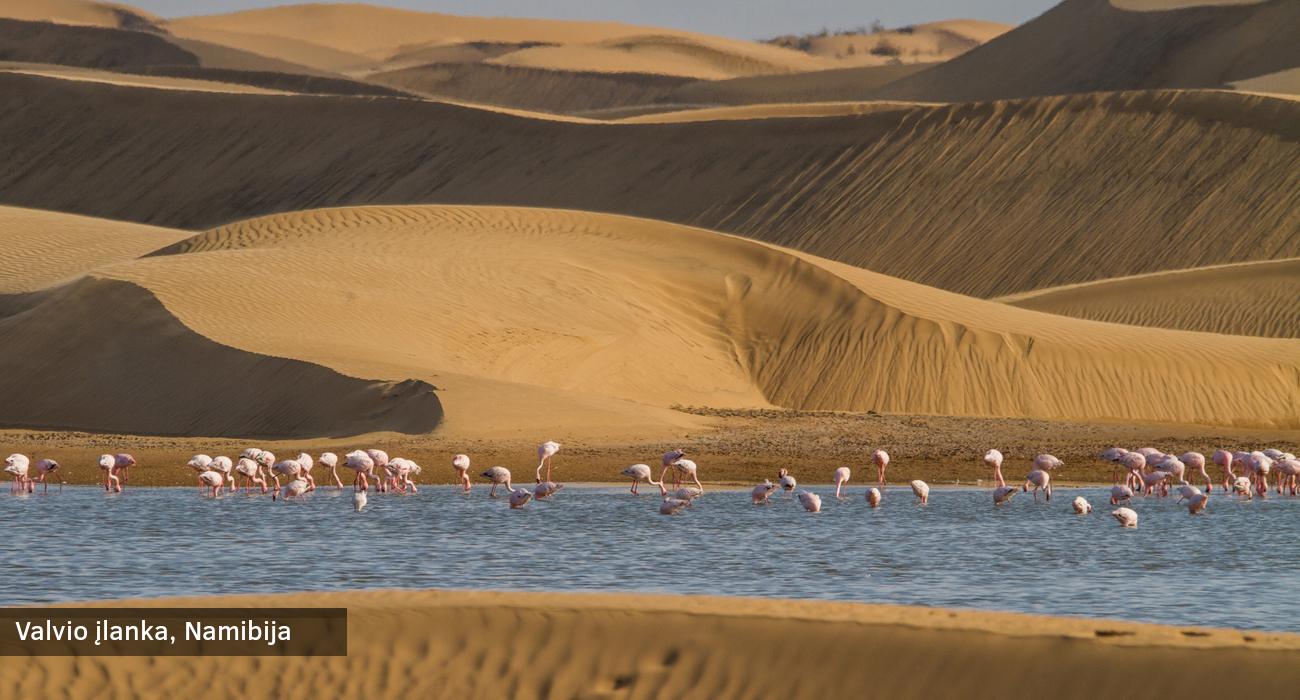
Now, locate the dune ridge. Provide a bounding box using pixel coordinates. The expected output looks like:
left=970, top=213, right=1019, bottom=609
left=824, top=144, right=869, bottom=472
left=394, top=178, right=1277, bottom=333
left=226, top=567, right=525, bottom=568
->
left=871, top=0, right=1300, bottom=101
left=1001, top=258, right=1300, bottom=338
left=4, top=589, right=1297, bottom=700
left=0, top=273, right=443, bottom=438
left=90, top=206, right=1300, bottom=432
left=0, top=73, right=1296, bottom=301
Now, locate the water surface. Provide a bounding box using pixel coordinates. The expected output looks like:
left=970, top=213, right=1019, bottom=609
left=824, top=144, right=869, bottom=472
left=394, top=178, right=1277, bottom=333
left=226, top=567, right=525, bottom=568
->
left=3, top=485, right=1296, bottom=632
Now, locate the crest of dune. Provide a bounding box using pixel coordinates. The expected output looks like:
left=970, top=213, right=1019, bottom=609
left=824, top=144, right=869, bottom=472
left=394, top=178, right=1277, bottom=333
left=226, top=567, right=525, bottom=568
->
left=59, top=204, right=1296, bottom=434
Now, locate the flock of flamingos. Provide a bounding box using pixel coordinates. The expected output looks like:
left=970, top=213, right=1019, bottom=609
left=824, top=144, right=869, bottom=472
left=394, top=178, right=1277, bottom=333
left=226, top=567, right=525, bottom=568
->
left=4, top=441, right=1298, bottom=527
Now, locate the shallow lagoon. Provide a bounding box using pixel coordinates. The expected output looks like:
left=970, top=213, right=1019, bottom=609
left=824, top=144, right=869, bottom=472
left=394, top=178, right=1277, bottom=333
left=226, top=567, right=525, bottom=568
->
left=3, top=484, right=1296, bottom=632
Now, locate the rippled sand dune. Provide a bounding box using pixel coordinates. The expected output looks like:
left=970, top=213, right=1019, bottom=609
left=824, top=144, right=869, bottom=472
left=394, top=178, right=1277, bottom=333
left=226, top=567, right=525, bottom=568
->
left=4, top=590, right=1296, bottom=700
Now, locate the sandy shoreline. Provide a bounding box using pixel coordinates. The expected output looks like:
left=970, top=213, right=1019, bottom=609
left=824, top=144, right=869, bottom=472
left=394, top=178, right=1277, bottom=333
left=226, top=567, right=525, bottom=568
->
left=5, top=589, right=1298, bottom=698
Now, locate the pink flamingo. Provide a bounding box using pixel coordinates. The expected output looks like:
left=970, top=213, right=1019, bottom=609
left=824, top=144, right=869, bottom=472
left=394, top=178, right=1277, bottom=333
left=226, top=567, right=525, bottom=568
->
left=1033, top=454, right=1063, bottom=472
left=872, top=449, right=889, bottom=485
left=660, top=449, right=686, bottom=488
left=534, top=480, right=562, bottom=500
left=186, top=454, right=213, bottom=492
left=1100, top=447, right=1129, bottom=484
left=621, top=464, right=652, bottom=494
left=777, top=468, right=797, bottom=495
left=797, top=490, right=821, bottom=512
left=661, top=458, right=703, bottom=493
left=659, top=493, right=691, bottom=515
left=1273, top=458, right=1300, bottom=495
left=481, top=466, right=512, bottom=498
left=1180, top=452, right=1211, bottom=492
left=865, top=487, right=882, bottom=507
left=295, top=453, right=316, bottom=491
left=234, top=457, right=266, bottom=493
left=536, top=441, right=562, bottom=483
left=210, top=456, right=235, bottom=493
left=1119, top=452, right=1146, bottom=492
left=984, top=449, right=1005, bottom=487
left=993, top=485, right=1017, bottom=506
left=1072, top=496, right=1092, bottom=514
left=4, top=454, right=30, bottom=494
left=198, top=470, right=223, bottom=497
left=1110, top=485, right=1134, bottom=505
left=507, top=485, right=532, bottom=509
left=320, top=452, right=343, bottom=489
left=98, top=454, right=120, bottom=492
left=33, top=459, right=61, bottom=493
left=113, top=454, right=136, bottom=488
left=345, top=450, right=376, bottom=491
left=452, top=454, right=472, bottom=492
left=1023, top=469, right=1051, bottom=501
left=833, top=466, right=851, bottom=499
left=751, top=480, right=777, bottom=505
left=1212, top=449, right=1234, bottom=491
left=275, top=477, right=309, bottom=502
left=1186, top=492, right=1209, bottom=515
left=1141, top=470, right=1170, bottom=496
left=1250, top=452, right=1272, bottom=497
left=364, top=449, right=389, bottom=492
left=910, top=479, right=930, bottom=504
left=1111, top=507, right=1138, bottom=528
left=391, top=458, right=421, bottom=493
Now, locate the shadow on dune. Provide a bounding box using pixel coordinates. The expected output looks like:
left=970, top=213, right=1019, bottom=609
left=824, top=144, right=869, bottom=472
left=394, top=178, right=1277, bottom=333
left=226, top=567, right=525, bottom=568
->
left=0, top=277, right=442, bottom=438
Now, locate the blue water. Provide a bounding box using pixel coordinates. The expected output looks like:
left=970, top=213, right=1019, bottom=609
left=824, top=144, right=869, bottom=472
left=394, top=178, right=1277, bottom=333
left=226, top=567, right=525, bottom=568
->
left=2, top=484, right=1297, bottom=632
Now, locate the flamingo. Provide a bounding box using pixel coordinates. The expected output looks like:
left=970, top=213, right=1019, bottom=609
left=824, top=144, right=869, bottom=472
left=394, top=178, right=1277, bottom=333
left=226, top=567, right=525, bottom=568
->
left=621, top=464, right=652, bottom=494
left=392, top=458, right=420, bottom=493
left=295, top=453, right=316, bottom=490
left=1034, top=454, right=1064, bottom=472
left=664, top=458, right=703, bottom=494
left=1119, top=452, right=1146, bottom=492
left=1072, top=496, right=1092, bottom=514
left=1232, top=476, right=1253, bottom=498
left=113, top=454, right=136, bottom=488
left=211, top=456, right=235, bottom=493
left=865, top=487, right=881, bottom=508
left=98, top=454, right=120, bottom=492
left=1100, top=447, right=1129, bottom=484
left=659, top=495, right=691, bottom=515
left=1141, top=470, right=1170, bottom=496
left=1250, top=452, right=1272, bottom=497
left=659, top=450, right=687, bottom=488
left=271, top=460, right=302, bottom=497
left=198, top=470, right=223, bottom=497
left=1174, top=484, right=1202, bottom=503
left=1023, top=469, right=1051, bottom=501
left=984, top=449, right=1005, bottom=487
left=33, top=459, right=61, bottom=493
left=186, top=454, right=213, bottom=492
left=320, top=452, right=343, bottom=490
left=751, top=480, right=777, bottom=505
left=507, top=486, right=532, bottom=509
left=872, top=449, right=889, bottom=485
left=1186, top=492, right=1209, bottom=515
left=451, top=454, right=472, bottom=493
left=910, top=479, right=930, bottom=505
left=778, top=468, right=797, bottom=495
left=276, top=478, right=309, bottom=502
left=534, top=480, right=562, bottom=500
left=234, top=457, right=266, bottom=493
left=1180, top=452, right=1211, bottom=492
left=833, top=466, right=851, bottom=499
left=796, top=490, right=821, bottom=512
left=536, top=441, right=561, bottom=483
left=345, top=450, right=376, bottom=491
left=481, top=466, right=512, bottom=498
left=1212, top=449, right=1234, bottom=491
left=4, top=454, right=30, bottom=494
left=365, top=449, right=389, bottom=492
left=1275, top=458, right=1300, bottom=495
left=1111, top=507, right=1138, bottom=528
left=1110, top=485, right=1134, bottom=505
left=993, top=485, right=1017, bottom=506
left=353, top=489, right=367, bottom=512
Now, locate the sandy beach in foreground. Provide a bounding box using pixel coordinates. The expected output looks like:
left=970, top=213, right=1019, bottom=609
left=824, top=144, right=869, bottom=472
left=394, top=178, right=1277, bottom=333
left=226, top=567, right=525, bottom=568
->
left=5, top=590, right=1298, bottom=698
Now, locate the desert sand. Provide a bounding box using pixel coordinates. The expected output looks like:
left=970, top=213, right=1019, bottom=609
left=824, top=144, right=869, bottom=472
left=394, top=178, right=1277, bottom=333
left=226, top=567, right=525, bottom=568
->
left=3, top=590, right=1297, bottom=699
left=1001, top=258, right=1300, bottom=338
left=791, top=19, right=1010, bottom=66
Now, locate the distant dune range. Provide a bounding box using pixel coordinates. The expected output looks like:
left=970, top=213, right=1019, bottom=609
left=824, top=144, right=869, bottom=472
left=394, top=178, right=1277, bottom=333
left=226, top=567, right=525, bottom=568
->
left=871, top=0, right=1300, bottom=101
left=45, top=205, right=1289, bottom=435
left=1002, top=258, right=1300, bottom=339
left=0, top=73, right=1296, bottom=302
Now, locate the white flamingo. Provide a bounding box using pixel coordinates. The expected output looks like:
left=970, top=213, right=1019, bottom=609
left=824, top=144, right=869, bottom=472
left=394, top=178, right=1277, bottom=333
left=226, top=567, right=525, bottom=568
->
left=345, top=450, right=376, bottom=491
left=865, top=487, right=882, bottom=508
left=621, top=464, right=653, bottom=494
left=1109, top=485, right=1134, bottom=505
left=98, top=454, right=120, bottom=492
left=210, top=456, right=234, bottom=493
left=1023, top=469, right=1052, bottom=501
left=452, top=454, right=472, bottom=493
left=872, top=449, right=890, bottom=485
left=1111, top=507, right=1138, bottom=528
left=663, top=458, right=703, bottom=493
left=353, top=489, right=367, bottom=512
left=365, top=449, right=389, bottom=492
left=5, top=454, right=30, bottom=494
left=186, top=454, right=213, bottom=492
left=1072, top=496, right=1092, bottom=514
left=392, top=458, right=421, bottom=493
left=833, top=466, right=851, bottom=499
left=320, top=452, right=343, bottom=489
left=910, top=480, right=930, bottom=504
left=235, top=457, right=266, bottom=493
left=984, top=449, right=1005, bottom=487
left=778, top=468, right=797, bottom=495
left=295, top=453, right=316, bottom=490
left=536, top=441, right=561, bottom=483
left=481, top=466, right=512, bottom=498
left=796, top=490, right=822, bottom=512
left=198, top=470, right=224, bottom=498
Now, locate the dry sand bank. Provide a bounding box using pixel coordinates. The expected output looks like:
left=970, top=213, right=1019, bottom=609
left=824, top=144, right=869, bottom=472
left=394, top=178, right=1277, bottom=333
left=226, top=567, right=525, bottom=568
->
left=1, top=74, right=1296, bottom=300
left=1001, top=258, right=1300, bottom=338
left=4, top=590, right=1297, bottom=699
left=4, top=402, right=1295, bottom=488
left=871, top=0, right=1300, bottom=101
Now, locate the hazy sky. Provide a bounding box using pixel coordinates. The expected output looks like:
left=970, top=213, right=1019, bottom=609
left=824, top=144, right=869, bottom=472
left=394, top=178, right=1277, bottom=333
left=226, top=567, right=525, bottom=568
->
left=131, top=1, right=1058, bottom=40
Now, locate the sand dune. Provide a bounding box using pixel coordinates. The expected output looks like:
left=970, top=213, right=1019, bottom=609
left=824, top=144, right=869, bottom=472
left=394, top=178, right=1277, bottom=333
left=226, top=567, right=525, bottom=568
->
left=794, top=19, right=1011, bottom=66
left=2, top=74, right=1296, bottom=300
left=0, top=0, right=157, bottom=30
left=653, top=62, right=936, bottom=108
left=0, top=17, right=197, bottom=69
left=0, top=63, right=291, bottom=94
left=0, top=276, right=441, bottom=438
left=61, top=205, right=1292, bottom=433
left=1001, top=258, right=1300, bottom=338
left=618, top=101, right=926, bottom=124
left=0, top=206, right=190, bottom=293
left=4, top=589, right=1296, bottom=699
left=872, top=0, right=1300, bottom=101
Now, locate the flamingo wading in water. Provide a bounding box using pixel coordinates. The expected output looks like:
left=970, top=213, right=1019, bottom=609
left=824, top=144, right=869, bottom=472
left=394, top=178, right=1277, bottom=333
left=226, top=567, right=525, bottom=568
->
left=536, top=441, right=561, bottom=483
